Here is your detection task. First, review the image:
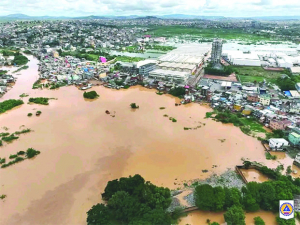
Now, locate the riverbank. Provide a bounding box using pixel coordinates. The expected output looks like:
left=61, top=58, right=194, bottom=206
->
left=0, top=55, right=297, bottom=225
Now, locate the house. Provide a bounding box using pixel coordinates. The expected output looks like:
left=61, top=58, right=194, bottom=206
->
left=247, top=94, right=259, bottom=102
left=294, top=153, right=300, bottom=167
left=288, top=132, right=300, bottom=146
left=269, top=138, right=289, bottom=150
left=269, top=119, right=293, bottom=130
left=259, top=95, right=270, bottom=106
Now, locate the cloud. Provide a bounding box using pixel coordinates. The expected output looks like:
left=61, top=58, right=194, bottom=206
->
left=0, top=0, right=299, bottom=17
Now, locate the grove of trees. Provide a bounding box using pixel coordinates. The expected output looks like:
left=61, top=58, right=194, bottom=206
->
left=87, top=174, right=177, bottom=225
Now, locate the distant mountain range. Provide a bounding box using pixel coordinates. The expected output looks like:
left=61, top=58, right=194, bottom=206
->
left=0, top=13, right=299, bottom=21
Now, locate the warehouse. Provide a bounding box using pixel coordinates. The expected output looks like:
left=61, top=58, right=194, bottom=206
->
left=148, top=69, right=189, bottom=84
left=157, top=62, right=196, bottom=73
left=223, top=50, right=261, bottom=66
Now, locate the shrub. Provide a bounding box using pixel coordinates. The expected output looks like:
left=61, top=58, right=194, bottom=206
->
left=159, top=107, right=166, bottom=110
left=0, top=194, right=7, bottom=199
left=14, top=129, right=31, bottom=135
left=36, top=111, right=42, bottom=116
left=254, top=216, right=265, bottom=225
left=172, top=118, right=177, bottom=122
left=83, top=91, right=99, bottom=99
left=17, top=151, right=25, bottom=155
left=0, top=140, right=2, bottom=146
left=27, top=113, right=33, bottom=117
left=0, top=158, right=5, bottom=164
left=29, top=97, right=50, bottom=105
left=169, top=87, right=185, bottom=97
left=130, top=103, right=139, bottom=109
left=19, top=93, right=29, bottom=97
left=0, top=99, right=24, bottom=114
left=0, top=132, right=10, bottom=137
left=26, top=148, right=41, bottom=158
left=9, top=154, right=18, bottom=159
left=2, top=134, right=19, bottom=142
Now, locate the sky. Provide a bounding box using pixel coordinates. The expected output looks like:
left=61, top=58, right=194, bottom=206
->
left=0, top=0, right=300, bottom=17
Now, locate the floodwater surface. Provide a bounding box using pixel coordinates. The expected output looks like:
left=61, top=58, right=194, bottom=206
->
left=0, top=56, right=297, bottom=225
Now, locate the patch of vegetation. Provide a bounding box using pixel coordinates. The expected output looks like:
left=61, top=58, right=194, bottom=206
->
left=32, top=79, right=42, bottom=89
left=169, top=87, right=185, bottom=98
left=233, top=66, right=282, bottom=83
left=156, top=91, right=164, bottom=95
left=28, top=97, right=50, bottom=105
left=0, top=70, right=8, bottom=76
left=83, top=91, right=99, bottom=99
left=171, top=118, right=177, bottom=122
left=0, top=158, right=5, bottom=164
left=0, top=132, right=10, bottom=137
left=26, top=148, right=41, bottom=158
left=87, top=174, right=174, bottom=225
left=184, top=127, right=192, bottom=130
left=23, top=50, right=32, bottom=54
left=205, top=63, right=234, bottom=76
left=0, top=194, right=7, bottom=200
left=124, top=84, right=130, bottom=89
left=206, top=109, right=266, bottom=136
left=19, top=93, right=29, bottom=97
left=0, top=99, right=24, bottom=114
left=163, top=114, right=168, bottom=117
left=159, top=107, right=166, bottom=110
left=13, top=65, right=29, bottom=73
left=287, top=166, right=292, bottom=175
left=36, top=111, right=42, bottom=116
left=12, top=52, right=29, bottom=66
left=115, top=55, right=143, bottom=62
left=27, top=113, right=32, bottom=117
left=0, top=140, right=2, bottom=147
left=145, top=45, right=176, bottom=52
left=14, top=128, right=31, bottom=135
left=130, top=103, right=139, bottom=109
left=17, top=151, right=25, bottom=155
left=1, top=134, right=19, bottom=142
left=265, top=152, right=277, bottom=160
left=9, top=154, right=18, bottom=159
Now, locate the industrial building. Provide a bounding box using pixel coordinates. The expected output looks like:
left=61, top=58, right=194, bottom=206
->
left=223, top=50, right=261, bottom=66
left=148, top=44, right=210, bottom=84
left=148, top=69, right=190, bottom=84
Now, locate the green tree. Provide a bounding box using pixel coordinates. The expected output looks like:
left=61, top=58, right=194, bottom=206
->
left=211, top=223, right=220, bottom=225
left=195, top=184, right=215, bottom=210
left=213, top=186, right=225, bottom=211
left=107, top=191, right=141, bottom=222
left=87, top=203, right=110, bottom=225
left=259, top=182, right=276, bottom=211
left=254, top=216, right=265, bottom=225
left=224, top=205, right=246, bottom=225
left=276, top=216, right=296, bottom=225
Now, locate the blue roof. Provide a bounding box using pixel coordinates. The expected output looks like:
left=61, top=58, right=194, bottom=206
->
left=284, top=91, right=292, bottom=97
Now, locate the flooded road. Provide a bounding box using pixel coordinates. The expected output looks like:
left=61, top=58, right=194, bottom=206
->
left=0, top=55, right=297, bottom=225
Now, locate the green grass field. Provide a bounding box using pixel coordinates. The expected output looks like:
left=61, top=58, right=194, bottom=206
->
left=233, top=66, right=282, bottom=83
left=115, top=56, right=143, bottom=62
left=239, top=117, right=266, bottom=133
left=144, top=26, right=272, bottom=41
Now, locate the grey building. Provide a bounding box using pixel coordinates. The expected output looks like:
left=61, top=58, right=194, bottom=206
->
left=211, top=39, right=223, bottom=68
left=139, top=63, right=156, bottom=76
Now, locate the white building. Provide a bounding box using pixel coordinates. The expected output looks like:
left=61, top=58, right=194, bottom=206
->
left=149, top=69, right=189, bottom=84
left=269, top=138, right=289, bottom=150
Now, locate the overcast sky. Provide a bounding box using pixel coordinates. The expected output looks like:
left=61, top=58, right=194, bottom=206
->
left=0, top=0, right=299, bottom=17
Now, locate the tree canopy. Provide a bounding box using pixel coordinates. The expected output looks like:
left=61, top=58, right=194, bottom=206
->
left=87, top=174, right=173, bottom=225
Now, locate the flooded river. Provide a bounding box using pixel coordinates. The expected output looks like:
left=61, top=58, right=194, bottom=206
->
left=0, top=55, right=298, bottom=224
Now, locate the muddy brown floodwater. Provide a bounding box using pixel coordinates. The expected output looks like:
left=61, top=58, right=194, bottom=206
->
left=0, top=56, right=298, bottom=225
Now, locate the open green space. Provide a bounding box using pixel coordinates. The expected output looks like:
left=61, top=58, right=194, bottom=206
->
left=145, top=26, right=272, bottom=41
left=115, top=56, right=143, bottom=62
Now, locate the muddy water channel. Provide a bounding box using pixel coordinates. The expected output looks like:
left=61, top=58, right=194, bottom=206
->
left=0, top=56, right=298, bottom=224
